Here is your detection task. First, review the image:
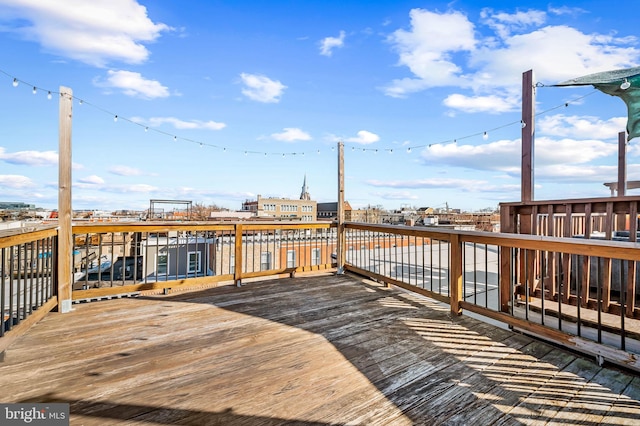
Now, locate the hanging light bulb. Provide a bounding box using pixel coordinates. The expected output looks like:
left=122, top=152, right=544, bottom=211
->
left=621, top=78, right=631, bottom=90
left=407, top=147, right=411, bottom=153
left=244, top=151, right=248, bottom=156
left=12, top=78, right=18, bottom=87
left=114, top=115, right=118, bottom=122
left=78, top=98, right=82, bottom=104
left=352, top=146, right=355, bottom=151
left=200, top=143, right=204, bottom=148
left=32, top=86, right=37, bottom=95
left=317, top=149, right=320, bottom=154
left=48, top=92, right=53, bottom=100
left=144, top=127, right=148, bottom=132
left=521, top=120, right=526, bottom=128
left=223, top=147, right=226, bottom=152
left=374, top=149, right=378, bottom=154
left=483, top=132, right=488, bottom=140
left=173, top=136, right=177, bottom=142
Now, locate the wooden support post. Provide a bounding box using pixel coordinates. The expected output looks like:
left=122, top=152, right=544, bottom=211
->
left=521, top=70, right=535, bottom=203
left=234, top=223, right=243, bottom=286
left=618, top=131, right=627, bottom=197
left=336, top=142, right=345, bottom=274
left=581, top=203, right=592, bottom=307
left=58, top=86, right=73, bottom=313
left=450, top=233, right=463, bottom=316
left=561, top=204, right=572, bottom=303
left=627, top=202, right=637, bottom=316
left=499, top=205, right=513, bottom=312
left=617, top=132, right=628, bottom=232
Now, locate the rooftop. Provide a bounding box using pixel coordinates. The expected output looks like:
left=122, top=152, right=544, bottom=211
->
left=2, top=273, right=639, bottom=425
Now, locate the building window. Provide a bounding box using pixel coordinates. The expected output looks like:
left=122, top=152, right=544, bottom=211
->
left=188, top=251, right=201, bottom=273
left=311, top=248, right=320, bottom=265
left=287, top=250, right=296, bottom=268
left=261, top=252, right=272, bottom=270
left=157, top=253, right=168, bottom=275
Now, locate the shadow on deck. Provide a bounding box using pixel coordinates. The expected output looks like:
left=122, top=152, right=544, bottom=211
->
left=1, top=273, right=640, bottom=425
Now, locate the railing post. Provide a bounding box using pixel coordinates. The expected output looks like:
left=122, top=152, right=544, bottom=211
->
left=450, top=233, right=463, bottom=316
left=499, top=205, right=514, bottom=312
left=234, top=223, right=243, bottom=286
left=58, top=86, right=73, bottom=313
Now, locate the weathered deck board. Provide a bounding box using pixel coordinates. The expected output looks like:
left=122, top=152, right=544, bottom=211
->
left=1, top=273, right=640, bottom=425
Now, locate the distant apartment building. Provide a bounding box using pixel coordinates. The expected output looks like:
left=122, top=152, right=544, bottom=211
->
left=316, top=201, right=353, bottom=221
left=241, top=176, right=316, bottom=221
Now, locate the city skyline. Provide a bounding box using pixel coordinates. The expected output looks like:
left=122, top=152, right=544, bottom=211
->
left=1, top=1, right=639, bottom=212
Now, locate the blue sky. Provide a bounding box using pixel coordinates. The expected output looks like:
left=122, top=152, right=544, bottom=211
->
left=1, top=0, right=639, bottom=212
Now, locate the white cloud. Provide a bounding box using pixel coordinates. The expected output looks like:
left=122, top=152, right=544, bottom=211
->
left=422, top=136, right=618, bottom=183
left=319, top=30, right=346, bottom=56
left=0, top=174, right=34, bottom=188
left=108, top=183, right=158, bottom=193
left=371, top=191, right=419, bottom=201
left=95, top=70, right=170, bottom=99
left=108, top=165, right=144, bottom=176
left=271, top=128, right=312, bottom=142
left=78, top=175, right=105, bottom=185
left=240, top=73, right=286, bottom=103
left=537, top=114, right=626, bottom=139
left=384, top=7, right=640, bottom=109
left=345, top=130, right=380, bottom=145
left=0, top=148, right=58, bottom=166
left=141, top=116, right=226, bottom=130
left=480, top=8, right=547, bottom=39
left=443, top=93, right=518, bottom=113
left=470, top=26, right=640, bottom=89
left=384, top=8, right=476, bottom=97
left=0, top=0, right=172, bottom=67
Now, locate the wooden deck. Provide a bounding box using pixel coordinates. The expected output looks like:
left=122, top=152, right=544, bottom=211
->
left=1, top=273, right=640, bottom=425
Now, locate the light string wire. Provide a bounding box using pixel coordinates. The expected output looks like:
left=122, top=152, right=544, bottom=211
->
left=1, top=68, right=599, bottom=156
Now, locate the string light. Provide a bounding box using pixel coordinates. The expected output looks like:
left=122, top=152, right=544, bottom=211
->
left=621, top=78, right=631, bottom=90
left=0, top=68, right=603, bottom=159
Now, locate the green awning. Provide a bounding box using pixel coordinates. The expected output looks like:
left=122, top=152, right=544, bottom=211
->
left=554, top=66, right=640, bottom=141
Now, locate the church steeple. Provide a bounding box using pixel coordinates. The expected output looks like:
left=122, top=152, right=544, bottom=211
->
left=300, top=174, right=310, bottom=200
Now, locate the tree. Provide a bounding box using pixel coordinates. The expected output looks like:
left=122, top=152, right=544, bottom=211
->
left=191, top=202, right=227, bottom=220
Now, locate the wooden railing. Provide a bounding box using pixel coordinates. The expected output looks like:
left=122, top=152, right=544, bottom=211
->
left=3, top=219, right=640, bottom=371
left=343, top=222, right=640, bottom=371
left=0, top=226, right=58, bottom=354
left=71, top=222, right=337, bottom=300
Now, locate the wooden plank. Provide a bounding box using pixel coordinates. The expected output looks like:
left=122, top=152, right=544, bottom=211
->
left=1, top=274, right=640, bottom=425
left=0, top=227, right=57, bottom=250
